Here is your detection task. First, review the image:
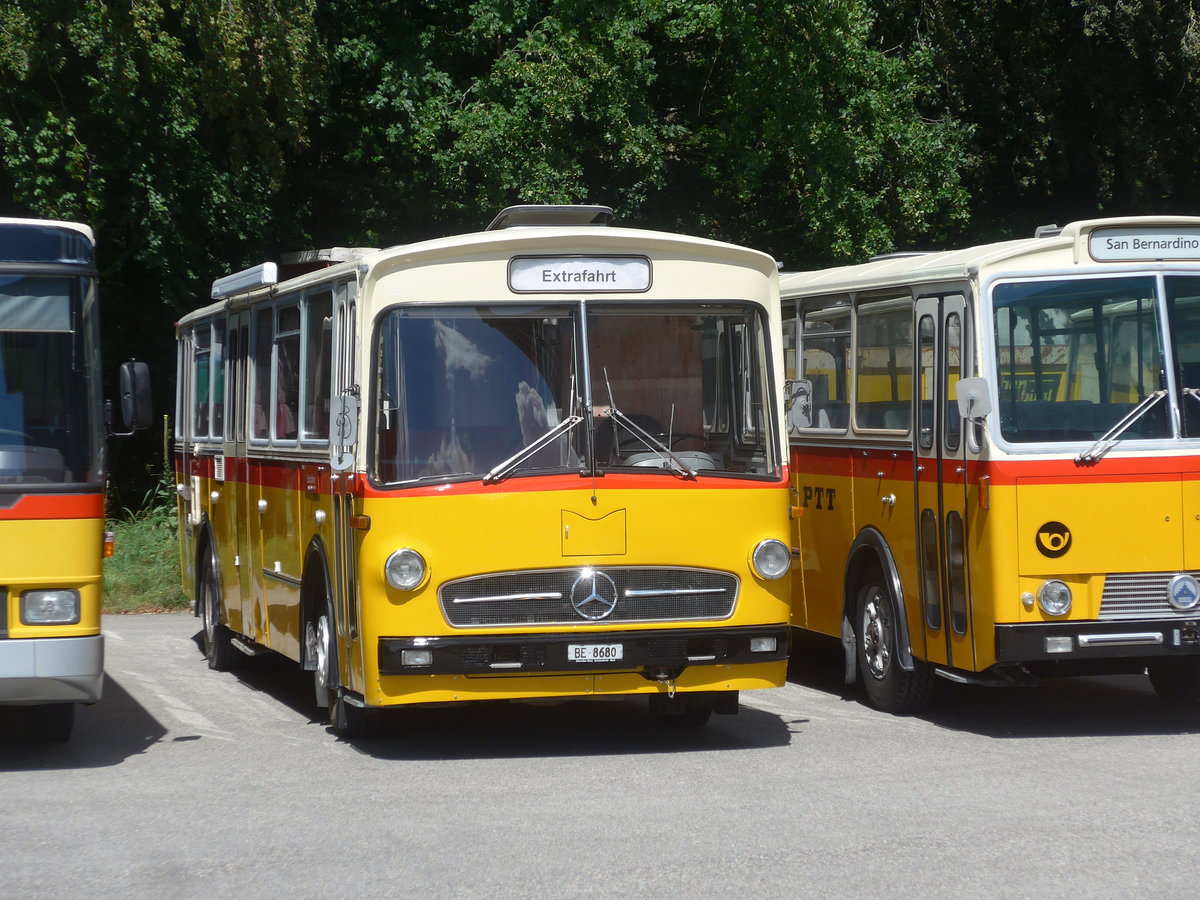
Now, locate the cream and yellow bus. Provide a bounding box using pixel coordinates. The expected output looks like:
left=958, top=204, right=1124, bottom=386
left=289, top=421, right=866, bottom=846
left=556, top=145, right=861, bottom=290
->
left=175, top=205, right=791, bottom=735
left=0, top=218, right=150, bottom=740
left=783, top=215, right=1200, bottom=712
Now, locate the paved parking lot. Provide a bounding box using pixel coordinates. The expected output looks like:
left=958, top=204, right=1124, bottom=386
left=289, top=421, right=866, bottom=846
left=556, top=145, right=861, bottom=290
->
left=3, top=614, right=1198, bottom=898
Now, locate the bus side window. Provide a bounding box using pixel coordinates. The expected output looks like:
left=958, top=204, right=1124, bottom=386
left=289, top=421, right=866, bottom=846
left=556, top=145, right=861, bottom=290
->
left=303, top=291, right=333, bottom=442
left=212, top=321, right=225, bottom=439
left=274, top=304, right=301, bottom=441
left=854, top=296, right=912, bottom=433
left=252, top=306, right=272, bottom=440
left=799, top=297, right=851, bottom=431
left=192, top=325, right=211, bottom=439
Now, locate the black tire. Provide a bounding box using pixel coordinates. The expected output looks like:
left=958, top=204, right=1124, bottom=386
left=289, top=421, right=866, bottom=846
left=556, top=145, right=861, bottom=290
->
left=313, top=605, right=376, bottom=738
left=1148, top=657, right=1200, bottom=704
left=200, top=544, right=237, bottom=671
left=856, top=577, right=935, bottom=714
left=25, top=703, right=74, bottom=742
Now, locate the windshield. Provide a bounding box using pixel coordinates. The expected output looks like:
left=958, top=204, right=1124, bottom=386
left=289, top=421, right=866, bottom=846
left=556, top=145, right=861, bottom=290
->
left=0, top=273, right=102, bottom=485
left=993, top=276, right=1171, bottom=443
left=371, top=302, right=777, bottom=485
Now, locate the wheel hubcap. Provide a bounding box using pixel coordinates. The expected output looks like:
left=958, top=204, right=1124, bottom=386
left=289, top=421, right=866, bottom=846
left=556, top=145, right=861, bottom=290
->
left=202, top=569, right=216, bottom=641
left=315, top=614, right=331, bottom=690
left=862, top=591, right=892, bottom=680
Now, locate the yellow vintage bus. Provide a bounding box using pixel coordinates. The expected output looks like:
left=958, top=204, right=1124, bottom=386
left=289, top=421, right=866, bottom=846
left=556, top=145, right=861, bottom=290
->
left=783, top=215, right=1200, bottom=712
left=0, top=218, right=150, bottom=740
left=175, top=205, right=791, bottom=735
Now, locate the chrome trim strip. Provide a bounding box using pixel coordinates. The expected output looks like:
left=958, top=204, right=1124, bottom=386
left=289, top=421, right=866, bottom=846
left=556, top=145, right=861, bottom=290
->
left=622, top=587, right=727, bottom=598
left=1077, top=632, right=1164, bottom=647
left=262, top=569, right=302, bottom=588
left=452, top=592, right=564, bottom=604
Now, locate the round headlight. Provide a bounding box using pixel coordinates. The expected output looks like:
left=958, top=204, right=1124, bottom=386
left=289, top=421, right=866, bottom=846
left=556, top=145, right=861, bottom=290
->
left=752, top=539, right=791, bottom=580
left=1037, top=580, right=1072, bottom=616
left=385, top=549, right=427, bottom=591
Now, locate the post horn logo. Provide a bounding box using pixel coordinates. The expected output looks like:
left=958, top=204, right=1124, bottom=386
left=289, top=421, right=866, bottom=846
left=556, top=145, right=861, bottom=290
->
left=1035, top=522, right=1072, bottom=559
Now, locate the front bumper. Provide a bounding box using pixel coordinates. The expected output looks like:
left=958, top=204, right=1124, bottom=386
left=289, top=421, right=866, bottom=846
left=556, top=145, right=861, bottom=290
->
left=996, top=617, right=1200, bottom=663
left=0, top=634, right=104, bottom=704
left=379, top=624, right=789, bottom=676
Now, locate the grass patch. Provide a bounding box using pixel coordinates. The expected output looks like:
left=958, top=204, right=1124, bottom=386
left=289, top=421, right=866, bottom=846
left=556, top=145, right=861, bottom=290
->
left=103, top=429, right=190, bottom=613
left=103, top=493, right=190, bottom=613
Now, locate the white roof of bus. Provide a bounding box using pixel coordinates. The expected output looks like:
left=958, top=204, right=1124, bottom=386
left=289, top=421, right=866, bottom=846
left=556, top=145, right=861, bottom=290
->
left=0, top=217, right=94, bottom=242
left=181, top=222, right=777, bottom=326
left=779, top=215, right=1200, bottom=297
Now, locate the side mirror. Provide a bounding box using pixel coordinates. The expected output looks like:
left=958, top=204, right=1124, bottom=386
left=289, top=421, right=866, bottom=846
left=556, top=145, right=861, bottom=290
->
left=116, top=360, right=152, bottom=434
left=955, top=376, right=991, bottom=420
left=785, top=378, right=813, bottom=430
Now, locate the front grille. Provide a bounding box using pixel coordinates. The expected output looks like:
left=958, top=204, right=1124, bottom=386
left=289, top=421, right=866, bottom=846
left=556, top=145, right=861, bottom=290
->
left=1100, top=571, right=1200, bottom=620
left=440, top=567, right=739, bottom=627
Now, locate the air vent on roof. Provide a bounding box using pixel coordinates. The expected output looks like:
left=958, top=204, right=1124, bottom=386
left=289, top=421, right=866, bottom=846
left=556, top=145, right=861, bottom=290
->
left=211, top=262, right=277, bottom=299
left=280, top=247, right=378, bottom=265
left=279, top=247, right=378, bottom=280
left=868, top=251, right=934, bottom=262
left=486, top=205, right=615, bottom=231
left=1034, top=224, right=1062, bottom=238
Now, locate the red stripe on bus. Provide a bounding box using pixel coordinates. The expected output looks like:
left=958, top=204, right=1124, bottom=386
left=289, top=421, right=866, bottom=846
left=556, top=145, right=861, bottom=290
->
left=0, top=493, right=105, bottom=520
left=789, top=443, right=1200, bottom=486
left=176, top=451, right=787, bottom=498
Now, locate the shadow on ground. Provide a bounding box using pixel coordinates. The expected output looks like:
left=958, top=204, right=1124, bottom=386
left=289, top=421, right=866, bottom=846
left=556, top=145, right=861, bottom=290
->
left=786, top=629, right=1200, bottom=740
left=189, top=629, right=795, bottom=760
left=0, top=676, right=167, bottom=771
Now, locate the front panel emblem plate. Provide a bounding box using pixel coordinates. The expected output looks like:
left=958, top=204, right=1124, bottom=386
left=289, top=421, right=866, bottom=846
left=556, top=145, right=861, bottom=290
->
left=1168, top=574, right=1200, bottom=611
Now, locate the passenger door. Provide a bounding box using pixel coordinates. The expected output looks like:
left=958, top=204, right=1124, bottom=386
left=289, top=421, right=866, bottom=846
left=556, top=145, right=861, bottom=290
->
left=224, top=310, right=252, bottom=633
left=330, top=282, right=361, bottom=691
left=913, top=293, right=976, bottom=671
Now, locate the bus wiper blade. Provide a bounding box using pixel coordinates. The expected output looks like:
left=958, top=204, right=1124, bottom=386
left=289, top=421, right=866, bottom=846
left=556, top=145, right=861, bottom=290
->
left=1076, top=389, right=1166, bottom=465
left=600, top=369, right=696, bottom=480
left=483, top=415, right=584, bottom=484
left=604, top=405, right=697, bottom=480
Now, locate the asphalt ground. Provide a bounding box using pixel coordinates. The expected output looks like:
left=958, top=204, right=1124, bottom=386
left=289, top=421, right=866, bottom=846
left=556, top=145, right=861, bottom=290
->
left=3, top=613, right=1198, bottom=899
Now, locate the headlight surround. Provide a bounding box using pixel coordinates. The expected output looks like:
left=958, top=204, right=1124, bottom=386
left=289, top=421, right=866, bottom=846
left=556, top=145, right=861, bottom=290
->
left=384, top=548, right=427, bottom=591
left=751, top=539, right=791, bottom=580
left=21, top=589, right=81, bottom=625
left=1037, top=580, right=1072, bottom=617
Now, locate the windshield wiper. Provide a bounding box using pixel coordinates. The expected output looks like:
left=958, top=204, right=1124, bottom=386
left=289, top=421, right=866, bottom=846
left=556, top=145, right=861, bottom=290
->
left=483, top=414, right=584, bottom=484
left=1076, top=389, right=1166, bottom=465
left=602, top=371, right=697, bottom=480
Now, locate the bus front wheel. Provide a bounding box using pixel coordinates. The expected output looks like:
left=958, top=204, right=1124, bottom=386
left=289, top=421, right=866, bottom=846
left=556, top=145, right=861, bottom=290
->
left=1148, top=657, right=1200, bottom=704
left=856, top=578, right=934, bottom=715
left=313, top=607, right=375, bottom=738
left=200, top=546, right=236, bottom=671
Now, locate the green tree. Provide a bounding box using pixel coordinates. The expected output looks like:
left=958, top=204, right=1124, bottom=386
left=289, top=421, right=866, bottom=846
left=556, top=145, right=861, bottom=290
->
left=304, top=0, right=971, bottom=262
left=875, top=0, right=1200, bottom=242
left=0, top=0, right=325, bottom=324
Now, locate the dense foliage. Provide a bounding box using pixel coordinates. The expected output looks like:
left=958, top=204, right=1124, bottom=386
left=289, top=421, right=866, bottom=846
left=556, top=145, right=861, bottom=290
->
left=875, top=0, right=1200, bottom=242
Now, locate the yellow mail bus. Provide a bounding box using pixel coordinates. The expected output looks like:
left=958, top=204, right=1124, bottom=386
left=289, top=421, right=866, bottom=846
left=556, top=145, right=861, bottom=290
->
left=0, top=218, right=150, bottom=740
left=782, top=215, right=1200, bottom=712
left=175, top=205, right=791, bottom=735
